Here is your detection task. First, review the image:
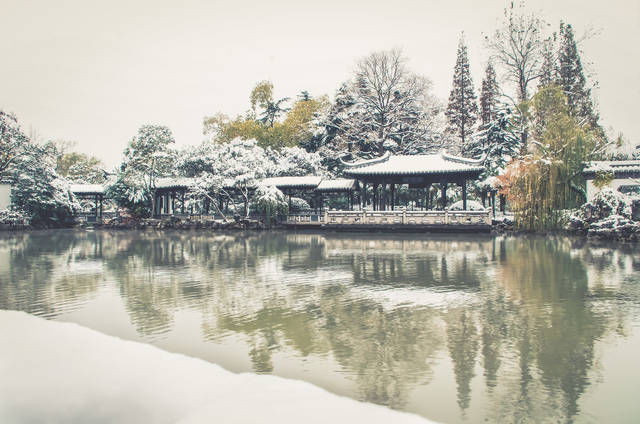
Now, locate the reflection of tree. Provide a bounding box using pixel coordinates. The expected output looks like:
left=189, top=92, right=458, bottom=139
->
left=0, top=231, right=102, bottom=317
left=2, top=231, right=639, bottom=423
left=445, top=309, right=479, bottom=412
left=489, top=237, right=612, bottom=422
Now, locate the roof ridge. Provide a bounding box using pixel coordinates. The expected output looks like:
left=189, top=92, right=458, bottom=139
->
left=340, top=152, right=391, bottom=169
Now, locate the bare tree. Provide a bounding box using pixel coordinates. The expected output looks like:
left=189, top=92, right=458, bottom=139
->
left=485, top=1, right=547, bottom=103
left=354, top=48, right=432, bottom=154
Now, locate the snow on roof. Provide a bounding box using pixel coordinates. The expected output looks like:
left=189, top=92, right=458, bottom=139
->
left=583, top=160, right=640, bottom=177
left=259, top=176, right=323, bottom=189
left=342, top=152, right=484, bottom=177
left=1, top=310, right=432, bottom=424
left=316, top=179, right=356, bottom=192
left=70, top=184, right=104, bottom=194
left=155, top=177, right=194, bottom=189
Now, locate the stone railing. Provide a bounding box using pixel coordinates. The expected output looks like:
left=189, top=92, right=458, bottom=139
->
left=286, top=209, right=491, bottom=226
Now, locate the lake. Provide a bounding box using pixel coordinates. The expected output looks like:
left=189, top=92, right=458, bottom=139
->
left=1, top=230, right=639, bottom=423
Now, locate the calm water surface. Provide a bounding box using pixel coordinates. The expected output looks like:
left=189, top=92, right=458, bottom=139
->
left=1, top=230, right=639, bottom=423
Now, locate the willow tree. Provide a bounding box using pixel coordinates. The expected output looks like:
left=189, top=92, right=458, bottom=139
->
left=499, top=85, right=607, bottom=231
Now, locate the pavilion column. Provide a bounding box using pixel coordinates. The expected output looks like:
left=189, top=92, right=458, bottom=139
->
left=441, top=183, right=448, bottom=210
left=373, top=183, right=379, bottom=211
left=182, top=191, right=186, bottom=214
left=98, top=195, right=103, bottom=218
left=481, top=190, right=487, bottom=208
left=462, top=180, right=467, bottom=211
left=362, top=182, right=367, bottom=209
left=381, top=184, right=387, bottom=211
left=390, top=184, right=395, bottom=211
left=94, top=195, right=99, bottom=218
left=500, top=194, right=506, bottom=213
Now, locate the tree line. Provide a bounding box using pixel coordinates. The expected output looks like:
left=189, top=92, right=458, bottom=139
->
left=1, top=1, right=636, bottom=228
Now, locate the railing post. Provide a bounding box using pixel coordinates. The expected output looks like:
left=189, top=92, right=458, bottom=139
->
left=362, top=210, right=366, bottom=224
left=445, top=208, right=449, bottom=225
left=402, top=207, right=406, bottom=224
left=324, top=210, right=328, bottom=223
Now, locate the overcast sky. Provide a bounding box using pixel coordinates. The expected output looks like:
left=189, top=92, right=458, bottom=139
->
left=1, top=0, right=638, bottom=167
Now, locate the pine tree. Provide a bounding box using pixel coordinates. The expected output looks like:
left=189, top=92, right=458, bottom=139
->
left=474, top=107, right=522, bottom=175
left=446, top=37, right=479, bottom=155
left=539, top=38, right=557, bottom=87
left=479, top=62, right=500, bottom=126
left=558, top=23, right=599, bottom=128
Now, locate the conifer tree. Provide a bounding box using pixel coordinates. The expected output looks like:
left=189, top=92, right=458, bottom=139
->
left=479, top=62, right=500, bottom=126
left=446, top=37, right=478, bottom=155
left=539, top=38, right=557, bottom=88
left=558, top=23, right=599, bottom=128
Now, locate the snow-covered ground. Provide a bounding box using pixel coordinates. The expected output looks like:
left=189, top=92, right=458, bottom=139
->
left=0, top=310, right=434, bottom=424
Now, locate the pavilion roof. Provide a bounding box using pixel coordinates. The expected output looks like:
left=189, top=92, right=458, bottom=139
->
left=259, top=176, right=323, bottom=189
left=70, top=184, right=105, bottom=195
left=155, top=177, right=194, bottom=189
left=583, top=160, right=640, bottom=178
left=315, top=179, right=356, bottom=192
left=342, top=152, right=484, bottom=178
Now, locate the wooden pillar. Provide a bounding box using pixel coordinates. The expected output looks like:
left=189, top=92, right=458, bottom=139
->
left=373, top=183, right=378, bottom=211
left=462, top=180, right=467, bottom=211
left=94, top=195, right=99, bottom=217
left=441, top=183, right=448, bottom=210
left=99, top=195, right=103, bottom=218
left=181, top=191, right=186, bottom=214
left=381, top=183, right=387, bottom=211
left=500, top=194, right=506, bottom=213
left=288, top=191, right=292, bottom=211
left=390, top=184, right=395, bottom=211
left=362, top=182, right=367, bottom=209
left=481, top=190, right=487, bottom=208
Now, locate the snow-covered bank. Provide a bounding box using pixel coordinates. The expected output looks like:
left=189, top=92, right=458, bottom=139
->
left=0, top=311, right=434, bottom=424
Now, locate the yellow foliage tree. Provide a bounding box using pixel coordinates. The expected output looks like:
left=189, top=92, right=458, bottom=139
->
left=499, top=85, right=608, bottom=231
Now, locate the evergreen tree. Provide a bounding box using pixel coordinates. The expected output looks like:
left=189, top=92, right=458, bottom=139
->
left=446, top=37, right=479, bottom=155
left=474, top=107, right=522, bottom=175
left=539, top=38, right=557, bottom=87
left=479, top=62, right=500, bottom=126
left=557, top=23, right=599, bottom=128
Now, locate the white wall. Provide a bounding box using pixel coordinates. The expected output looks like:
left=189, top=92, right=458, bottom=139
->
left=586, top=177, right=640, bottom=201
left=0, top=183, right=11, bottom=210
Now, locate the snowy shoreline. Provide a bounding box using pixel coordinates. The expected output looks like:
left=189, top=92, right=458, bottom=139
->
left=0, top=310, right=434, bottom=424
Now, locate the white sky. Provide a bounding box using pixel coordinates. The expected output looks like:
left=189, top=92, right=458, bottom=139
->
left=1, top=0, right=638, bottom=167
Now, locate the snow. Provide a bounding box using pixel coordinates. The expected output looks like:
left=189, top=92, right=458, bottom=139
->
left=448, top=200, right=485, bottom=211
left=316, top=179, right=356, bottom=192
left=69, top=184, right=105, bottom=194
left=0, top=311, right=433, bottom=424
left=343, top=152, right=484, bottom=176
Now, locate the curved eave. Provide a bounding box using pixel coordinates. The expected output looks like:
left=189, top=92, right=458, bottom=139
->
left=343, top=168, right=484, bottom=178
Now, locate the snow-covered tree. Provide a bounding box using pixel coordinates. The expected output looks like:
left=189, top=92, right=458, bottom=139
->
left=0, top=110, right=29, bottom=180
left=250, top=184, right=288, bottom=226
left=113, top=125, right=176, bottom=215
left=473, top=107, right=522, bottom=175
left=446, top=37, right=479, bottom=155
left=479, top=62, right=500, bottom=126
left=314, top=50, right=445, bottom=169
left=177, top=138, right=322, bottom=219
left=10, top=143, right=79, bottom=226
left=557, top=22, right=599, bottom=129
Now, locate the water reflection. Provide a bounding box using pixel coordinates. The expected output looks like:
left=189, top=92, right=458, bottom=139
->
left=0, top=230, right=638, bottom=423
